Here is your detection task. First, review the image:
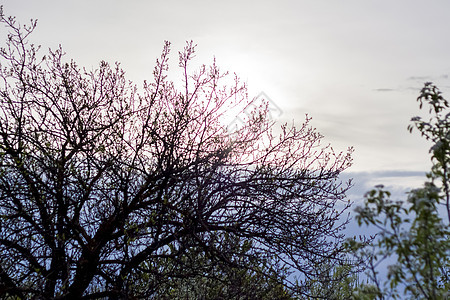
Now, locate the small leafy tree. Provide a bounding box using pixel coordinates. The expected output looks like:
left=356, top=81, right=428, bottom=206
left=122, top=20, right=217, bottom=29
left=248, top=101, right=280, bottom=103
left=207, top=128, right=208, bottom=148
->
left=0, top=10, right=353, bottom=299
left=409, top=82, right=450, bottom=223
left=351, top=82, right=450, bottom=299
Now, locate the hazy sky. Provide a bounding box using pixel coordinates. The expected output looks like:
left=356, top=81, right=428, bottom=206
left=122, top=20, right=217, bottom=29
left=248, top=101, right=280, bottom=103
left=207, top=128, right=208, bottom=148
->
left=3, top=0, right=450, bottom=198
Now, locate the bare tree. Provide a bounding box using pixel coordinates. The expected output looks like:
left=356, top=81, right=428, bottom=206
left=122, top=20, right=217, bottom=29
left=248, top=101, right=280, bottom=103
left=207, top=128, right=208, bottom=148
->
left=0, top=11, right=353, bottom=299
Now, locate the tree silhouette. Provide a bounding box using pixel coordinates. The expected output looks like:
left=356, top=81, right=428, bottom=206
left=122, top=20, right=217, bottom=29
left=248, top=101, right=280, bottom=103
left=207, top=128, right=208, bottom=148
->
left=0, top=11, right=353, bottom=299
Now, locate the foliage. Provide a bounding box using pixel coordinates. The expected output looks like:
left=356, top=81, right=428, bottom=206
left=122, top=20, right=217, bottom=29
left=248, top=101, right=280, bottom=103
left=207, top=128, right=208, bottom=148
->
left=351, top=82, right=450, bottom=300
left=139, top=234, right=294, bottom=299
left=408, top=82, right=450, bottom=223
left=305, top=262, right=360, bottom=300
left=0, top=10, right=353, bottom=299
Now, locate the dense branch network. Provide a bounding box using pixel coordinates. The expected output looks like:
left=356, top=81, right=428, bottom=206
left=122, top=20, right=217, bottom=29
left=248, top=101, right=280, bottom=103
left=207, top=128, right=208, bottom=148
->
left=0, top=12, right=353, bottom=299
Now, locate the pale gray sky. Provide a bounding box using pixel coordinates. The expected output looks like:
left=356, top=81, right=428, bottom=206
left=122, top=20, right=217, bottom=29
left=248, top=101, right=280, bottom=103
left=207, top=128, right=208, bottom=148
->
left=3, top=0, right=450, bottom=195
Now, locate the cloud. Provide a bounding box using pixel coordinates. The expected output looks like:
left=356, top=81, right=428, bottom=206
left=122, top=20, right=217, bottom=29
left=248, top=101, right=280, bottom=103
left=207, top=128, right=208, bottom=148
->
left=408, top=76, right=432, bottom=81
left=373, top=88, right=396, bottom=92
left=406, top=75, right=450, bottom=84
left=340, top=170, right=427, bottom=204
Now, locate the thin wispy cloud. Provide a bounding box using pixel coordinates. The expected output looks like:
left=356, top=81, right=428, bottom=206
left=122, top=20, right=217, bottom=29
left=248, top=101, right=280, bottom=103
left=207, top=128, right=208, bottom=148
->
left=373, top=88, right=396, bottom=92
left=408, top=76, right=432, bottom=81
